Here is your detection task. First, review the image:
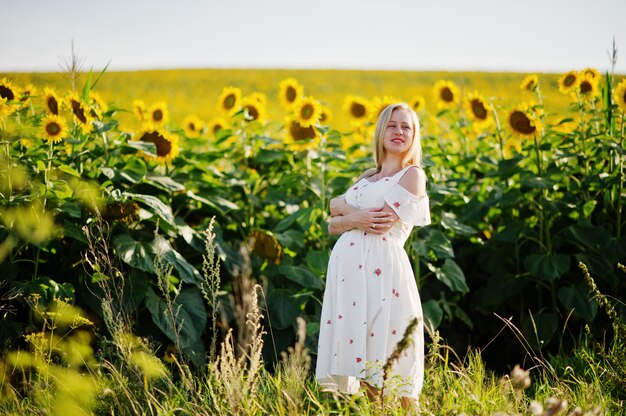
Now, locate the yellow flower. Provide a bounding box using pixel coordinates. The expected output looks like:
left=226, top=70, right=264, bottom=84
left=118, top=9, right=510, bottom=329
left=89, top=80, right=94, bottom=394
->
left=20, top=84, right=37, bottom=105
left=0, top=77, right=19, bottom=102
left=89, top=91, right=108, bottom=114
left=65, top=93, right=93, bottom=134
left=520, top=74, right=539, bottom=92
left=182, top=115, right=204, bottom=138
left=241, top=96, right=266, bottom=123
left=464, top=92, right=492, bottom=127
left=558, top=70, right=579, bottom=94
left=249, top=229, right=283, bottom=265
left=371, top=96, right=399, bottom=120
left=581, top=67, right=600, bottom=80
left=43, top=88, right=61, bottom=115
left=207, top=117, right=230, bottom=136
left=132, top=99, right=147, bottom=121
left=40, top=115, right=68, bottom=144
left=284, top=116, right=320, bottom=151
left=135, top=128, right=180, bottom=163
left=293, top=96, right=321, bottom=127
left=217, top=86, right=242, bottom=116
left=614, top=79, right=626, bottom=113
left=249, top=92, right=267, bottom=106
left=507, top=104, right=541, bottom=137
left=343, top=95, right=372, bottom=125
left=0, top=97, right=11, bottom=120
left=433, top=80, right=460, bottom=109
left=147, top=101, right=169, bottom=126
left=278, top=78, right=303, bottom=110
left=409, top=95, right=426, bottom=112
left=577, top=73, right=599, bottom=101
left=503, top=137, right=522, bottom=158
left=319, top=105, right=333, bottom=125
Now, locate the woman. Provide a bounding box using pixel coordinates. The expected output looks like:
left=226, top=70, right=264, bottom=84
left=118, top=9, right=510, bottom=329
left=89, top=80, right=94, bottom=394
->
left=315, top=102, right=430, bottom=409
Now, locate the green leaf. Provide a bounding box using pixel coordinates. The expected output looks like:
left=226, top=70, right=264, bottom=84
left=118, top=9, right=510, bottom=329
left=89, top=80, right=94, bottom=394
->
left=305, top=250, right=329, bottom=276
left=431, top=259, right=469, bottom=293
left=280, top=265, right=324, bottom=290
left=275, top=229, right=305, bottom=251
left=152, top=237, right=203, bottom=286
left=113, top=234, right=154, bottom=273
left=125, top=193, right=174, bottom=224
left=58, top=164, right=81, bottom=178
left=422, top=299, right=443, bottom=330
left=425, top=229, right=455, bottom=259
left=145, top=286, right=207, bottom=362
left=441, top=212, right=476, bottom=236
left=146, top=174, right=185, bottom=193
left=119, top=158, right=147, bottom=183
left=63, top=220, right=87, bottom=243
left=81, top=68, right=92, bottom=101
left=523, top=253, right=570, bottom=281
left=126, top=140, right=157, bottom=157
left=521, top=176, right=554, bottom=189
left=266, top=288, right=299, bottom=330
left=558, top=285, right=597, bottom=322
left=523, top=311, right=558, bottom=349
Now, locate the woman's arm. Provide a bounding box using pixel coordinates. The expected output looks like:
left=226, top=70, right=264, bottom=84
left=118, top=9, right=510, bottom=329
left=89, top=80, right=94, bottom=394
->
left=328, top=208, right=396, bottom=235
left=329, top=168, right=378, bottom=217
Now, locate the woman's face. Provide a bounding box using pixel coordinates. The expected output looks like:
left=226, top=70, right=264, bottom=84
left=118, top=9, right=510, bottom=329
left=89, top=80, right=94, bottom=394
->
left=383, top=109, right=413, bottom=156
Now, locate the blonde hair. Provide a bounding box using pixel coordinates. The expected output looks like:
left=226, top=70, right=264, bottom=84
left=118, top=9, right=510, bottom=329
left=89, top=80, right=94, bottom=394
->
left=372, top=102, right=422, bottom=170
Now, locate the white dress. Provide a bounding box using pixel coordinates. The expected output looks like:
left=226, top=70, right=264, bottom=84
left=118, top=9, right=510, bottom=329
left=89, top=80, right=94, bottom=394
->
left=315, top=166, right=431, bottom=399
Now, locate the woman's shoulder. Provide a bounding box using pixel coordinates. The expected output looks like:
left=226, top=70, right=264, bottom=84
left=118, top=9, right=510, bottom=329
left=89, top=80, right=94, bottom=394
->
left=398, top=165, right=427, bottom=195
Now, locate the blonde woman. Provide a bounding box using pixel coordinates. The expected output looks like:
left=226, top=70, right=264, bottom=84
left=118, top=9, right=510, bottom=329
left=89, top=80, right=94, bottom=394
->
left=316, top=102, right=430, bottom=410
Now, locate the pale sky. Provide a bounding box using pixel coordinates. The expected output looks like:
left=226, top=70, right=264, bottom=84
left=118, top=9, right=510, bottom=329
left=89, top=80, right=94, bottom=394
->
left=2, top=0, right=626, bottom=74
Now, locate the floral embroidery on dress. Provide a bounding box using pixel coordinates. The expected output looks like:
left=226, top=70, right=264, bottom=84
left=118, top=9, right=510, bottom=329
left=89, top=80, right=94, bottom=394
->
left=349, top=339, right=354, bottom=344
left=338, top=314, right=343, bottom=320
left=392, top=329, right=397, bottom=335
left=327, top=319, right=332, bottom=324
left=392, top=288, right=400, bottom=297
left=393, top=201, right=401, bottom=208
left=349, top=242, right=355, bottom=246
left=356, top=357, right=362, bottom=363
left=374, top=268, right=382, bottom=276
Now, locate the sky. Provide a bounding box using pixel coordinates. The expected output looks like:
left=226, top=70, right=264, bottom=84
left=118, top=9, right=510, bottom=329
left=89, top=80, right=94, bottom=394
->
left=2, top=0, right=626, bottom=74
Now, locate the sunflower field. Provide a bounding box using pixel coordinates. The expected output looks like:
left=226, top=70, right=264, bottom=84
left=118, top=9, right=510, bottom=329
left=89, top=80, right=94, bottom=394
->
left=1, top=66, right=626, bottom=414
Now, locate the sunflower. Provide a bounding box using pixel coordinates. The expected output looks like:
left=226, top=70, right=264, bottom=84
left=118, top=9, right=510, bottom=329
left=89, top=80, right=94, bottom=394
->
left=278, top=78, right=303, bottom=110
left=319, top=105, right=333, bottom=124
left=40, top=115, right=68, bottom=144
left=558, top=70, right=579, bottom=94
left=581, top=67, right=600, bottom=80
left=614, top=79, right=626, bottom=113
left=43, top=88, right=60, bottom=115
left=207, top=117, right=230, bottom=136
left=343, top=95, right=372, bottom=125
left=102, top=201, right=140, bottom=224
left=249, top=92, right=267, bottom=106
left=66, top=93, right=94, bottom=134
left=520, top=74, right=539, bottom=92
left=249, top=229, right=283, bottom=265
left=0, top=77, right=19, bottom=102
left=132, top=99, right=147, bottom=121
left=182, top=115, right=204, bottom=138
left=503, top=138, right=522, bottom=158
left=371, top=96, right=399, bottom=120
left=577, top=73, right=599, bottom=101
left=507, top=104, right=541, bottom=137
left=217, top=86, right=242, bottom=116
left=433, top=80, right=460, bottom=109
left=464, top=92, right=492, bottom=127
left=293, top=96, right=321, bottom=127
left=284, top=116, right=320, bottom=151
left=89, top=91, right=108, bottom=115
left=147, top=101, right=169, bottom=126
left=409, top=95, right=426, bottom=112
left=0, top=98, right=12, bottom=120
left=241, top=96, right=266, bottom=123
left=135, top=128, right=180, bottom=163
left=20, top=84, right=37, bottom=105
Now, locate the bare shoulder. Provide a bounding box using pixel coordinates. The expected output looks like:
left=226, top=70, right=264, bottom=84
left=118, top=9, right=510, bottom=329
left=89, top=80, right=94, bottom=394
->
left=356, top=168, right=378, bottom=181
left=398, top=165, right=427, bottom=196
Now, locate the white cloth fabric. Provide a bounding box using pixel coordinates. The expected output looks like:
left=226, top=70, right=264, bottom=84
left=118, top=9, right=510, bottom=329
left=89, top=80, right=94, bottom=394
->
left=316, top=166, right=430, bottom=399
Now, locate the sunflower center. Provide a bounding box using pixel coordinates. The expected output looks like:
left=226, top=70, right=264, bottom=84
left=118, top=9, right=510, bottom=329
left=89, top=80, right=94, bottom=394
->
left=440, top=87, right=454, bottom=102
left=47, top=97, right=59, bottom=115
left=46, top=122, right=61, bottom=136
left=152, top=109, right=163, bottom=122
left=244, top=105, right=259, bottom=121
left=301, top=104, right=314, bottom=119
left=580, top=81, right=592, bottom=94
left=213, top=123, right=224, bottom=134
left=509, top=110, right=535, bottom=135
left=188, top=122, right=196, bottom=131
left=471, top=99, right=488, bottom=120
left=350, top=102, right=366, bottom=118
left=320, top=112, right=327, bottom=122
left=623, top=90, right=626, bottom=104
left=71, top=100, right=87, bottom=123
left=289, top=120, right=315, bottom=142
left=224, top=94, right=236, bottom=110
left=563, top=74, right=576, bottom=87
left=286, top=86, right=297, bottom=102
left=0, top=86, right=15, bottom=101
left=141, top=131, right=172, bottom=157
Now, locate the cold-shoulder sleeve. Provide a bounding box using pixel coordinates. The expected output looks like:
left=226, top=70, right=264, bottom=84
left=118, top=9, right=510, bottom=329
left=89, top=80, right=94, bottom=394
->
left=384, top=183, right=431, bottom=226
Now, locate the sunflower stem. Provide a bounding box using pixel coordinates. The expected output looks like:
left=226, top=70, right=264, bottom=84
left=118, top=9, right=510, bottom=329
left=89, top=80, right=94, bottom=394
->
left=617, top=113, right=625, bottom=238
left=490, top=103, right=505, bottom=161
left=319, top=130, right=327, bottom=252
left=533, top=134, right=542, bottom=177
